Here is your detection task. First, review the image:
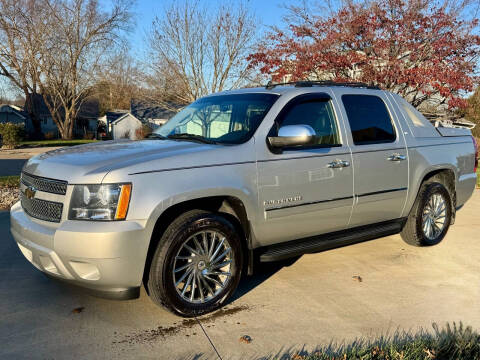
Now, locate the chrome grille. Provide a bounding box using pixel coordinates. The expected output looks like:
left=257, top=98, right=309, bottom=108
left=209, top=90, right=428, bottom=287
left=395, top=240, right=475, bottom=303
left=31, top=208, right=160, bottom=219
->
left=21, top=172, right=67, bottom=195
left=20, top=193, right=63, bottom=223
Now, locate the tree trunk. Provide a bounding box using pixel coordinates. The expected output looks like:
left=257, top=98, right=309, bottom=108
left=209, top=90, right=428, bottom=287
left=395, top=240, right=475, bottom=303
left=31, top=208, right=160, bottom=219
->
left=59, top=112, right=75, bottom=140
left=24, top=92, right=43, bottom=140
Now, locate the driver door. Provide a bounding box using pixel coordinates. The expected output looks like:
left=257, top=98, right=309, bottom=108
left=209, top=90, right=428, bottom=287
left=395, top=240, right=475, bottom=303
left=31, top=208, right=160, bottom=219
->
left=254, top=93, right=354, bottom=246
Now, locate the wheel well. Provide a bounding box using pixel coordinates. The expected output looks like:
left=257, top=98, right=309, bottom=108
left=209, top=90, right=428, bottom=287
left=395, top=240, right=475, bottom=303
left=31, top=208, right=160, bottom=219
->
left=422, top=169, right=455, bottom=195
left=421, top=168, right=456, bottom=220
left=142, top=196, right=251, bottom=289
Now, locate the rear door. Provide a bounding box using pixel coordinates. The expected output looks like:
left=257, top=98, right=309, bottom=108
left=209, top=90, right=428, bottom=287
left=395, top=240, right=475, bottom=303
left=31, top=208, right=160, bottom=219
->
left=337, top=92, right=408, bottom=227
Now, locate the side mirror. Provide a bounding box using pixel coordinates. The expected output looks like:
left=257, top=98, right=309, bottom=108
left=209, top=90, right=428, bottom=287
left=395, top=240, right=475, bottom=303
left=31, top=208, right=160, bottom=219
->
left=268, top=125, right=316, bottom=148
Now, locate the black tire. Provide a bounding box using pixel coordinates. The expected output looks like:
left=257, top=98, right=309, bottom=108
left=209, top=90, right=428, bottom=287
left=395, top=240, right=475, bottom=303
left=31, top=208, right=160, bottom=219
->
left=147, top=210, right=244, bottom=317
left=401, top=182, right=452, bottom=246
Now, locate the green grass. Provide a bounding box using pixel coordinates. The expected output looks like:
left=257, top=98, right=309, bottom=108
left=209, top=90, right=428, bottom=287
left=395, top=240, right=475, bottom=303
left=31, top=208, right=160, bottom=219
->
left=477, top=168, right=480, bottom=188
left=0, top=175, right=20, bottom=188
left=20, top=139, right=97, bottom=147
left=272, top=323, right=480, bottom=360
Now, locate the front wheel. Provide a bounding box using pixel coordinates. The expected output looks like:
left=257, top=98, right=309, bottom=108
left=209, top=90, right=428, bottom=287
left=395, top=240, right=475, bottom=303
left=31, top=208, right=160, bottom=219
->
left=401, top=182, right=452, bottom=246
left=147, top=210, right=243, bottom=317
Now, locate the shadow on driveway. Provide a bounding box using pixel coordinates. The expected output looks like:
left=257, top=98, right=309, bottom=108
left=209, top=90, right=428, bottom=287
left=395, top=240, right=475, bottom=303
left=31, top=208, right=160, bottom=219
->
left=231, top=256, right=301, bottom=303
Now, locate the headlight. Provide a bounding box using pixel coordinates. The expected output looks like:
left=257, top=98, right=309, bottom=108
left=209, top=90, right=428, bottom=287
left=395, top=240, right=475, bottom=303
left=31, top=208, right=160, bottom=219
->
left=69, top=183, right=132, bottom=221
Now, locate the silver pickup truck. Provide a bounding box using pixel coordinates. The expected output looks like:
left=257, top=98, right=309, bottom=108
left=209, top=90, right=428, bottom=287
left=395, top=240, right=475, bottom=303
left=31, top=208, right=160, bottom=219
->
left=10, top=81, right=477, bottom=317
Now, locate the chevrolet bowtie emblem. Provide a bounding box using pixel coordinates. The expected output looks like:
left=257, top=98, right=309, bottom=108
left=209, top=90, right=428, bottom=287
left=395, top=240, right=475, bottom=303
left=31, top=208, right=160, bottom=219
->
left=24, top=185, right=37, bottom=200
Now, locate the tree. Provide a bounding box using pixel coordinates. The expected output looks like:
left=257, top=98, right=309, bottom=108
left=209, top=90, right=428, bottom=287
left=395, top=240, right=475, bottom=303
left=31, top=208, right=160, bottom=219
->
left=0, top=0, right=132, bottom=139
left=460, top=87, right=480, bottom=137
left=145, top=0, right=256, bottom=109
left=248, top=0, right=480, bottom=111
left=37, top=0, right=132, bottom=139
left=0, top=0, right=48, bottom=137
left=91, top=51, right=142, bottom=115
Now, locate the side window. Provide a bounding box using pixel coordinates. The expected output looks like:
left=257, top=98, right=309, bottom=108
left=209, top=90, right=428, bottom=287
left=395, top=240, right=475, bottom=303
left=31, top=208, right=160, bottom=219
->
left=342, top=95, right=396, bottom=145
left=279, top=99, right=340, bottom=147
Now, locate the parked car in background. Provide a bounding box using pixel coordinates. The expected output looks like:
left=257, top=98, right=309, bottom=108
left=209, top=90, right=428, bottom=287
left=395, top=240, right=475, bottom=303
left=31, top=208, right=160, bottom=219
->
left=10, top=81, right=477, bottom=317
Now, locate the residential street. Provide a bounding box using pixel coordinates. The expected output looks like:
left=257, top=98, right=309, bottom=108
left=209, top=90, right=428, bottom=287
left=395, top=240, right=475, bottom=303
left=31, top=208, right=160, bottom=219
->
left=1, top=191, right=480, bottom=359
left=0, top=147, right=60, bottom=176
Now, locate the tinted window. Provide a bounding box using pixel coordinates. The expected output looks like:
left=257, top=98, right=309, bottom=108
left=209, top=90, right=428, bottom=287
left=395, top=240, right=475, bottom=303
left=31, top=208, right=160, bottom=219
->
left=156, top=93, right=279, bottom=144
left=342, top=95, right=396, bottom=145
left=279, top=99, right=340, bottom=146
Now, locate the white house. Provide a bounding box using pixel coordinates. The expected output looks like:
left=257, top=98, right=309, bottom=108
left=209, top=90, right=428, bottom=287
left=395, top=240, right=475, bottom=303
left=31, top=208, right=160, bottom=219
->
left=111, top=112, right=143, bottom=140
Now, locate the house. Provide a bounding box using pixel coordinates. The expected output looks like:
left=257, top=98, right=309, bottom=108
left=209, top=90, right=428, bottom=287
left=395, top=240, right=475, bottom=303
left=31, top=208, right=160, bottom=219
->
left=74, top=99, right=101, bottom=138
left=131, top=100, right=180, bottom=128
left=7, top=94, right=100, bottom=138
left=0, top=102, right=58, bottom=135
left=0, top=104, right=29, bottom=127
left=109, top=111, right=144, bottom=140
left=100, top=101, right=181, bottom=140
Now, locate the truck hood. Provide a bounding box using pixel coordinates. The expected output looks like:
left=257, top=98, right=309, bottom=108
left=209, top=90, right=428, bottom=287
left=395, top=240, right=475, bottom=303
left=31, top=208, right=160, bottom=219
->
left=23, top=140, right=215, bottom=183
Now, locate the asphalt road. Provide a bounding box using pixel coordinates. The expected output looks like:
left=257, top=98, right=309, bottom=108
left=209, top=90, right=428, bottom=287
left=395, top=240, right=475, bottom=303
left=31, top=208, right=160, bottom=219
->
left=1, top=191, right=480, bottom=359
left=0, top=159, right=27, bottom=176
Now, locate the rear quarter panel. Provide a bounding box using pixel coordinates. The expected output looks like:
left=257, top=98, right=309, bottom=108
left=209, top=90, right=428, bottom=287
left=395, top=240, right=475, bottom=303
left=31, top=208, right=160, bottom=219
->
left=405, top=139, right=476, bottom=213
left=387, top=92, right=476, bottom=213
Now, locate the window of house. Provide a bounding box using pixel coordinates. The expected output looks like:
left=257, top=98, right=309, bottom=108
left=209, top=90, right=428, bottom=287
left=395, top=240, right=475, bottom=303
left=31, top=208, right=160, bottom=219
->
left=276, top=96, right=340, bottom=147
left=342, top=95, right=396, bottom=145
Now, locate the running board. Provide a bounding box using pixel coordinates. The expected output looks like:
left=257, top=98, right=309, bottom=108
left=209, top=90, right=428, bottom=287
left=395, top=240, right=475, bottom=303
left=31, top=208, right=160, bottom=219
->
left=259, top=219, right=405, bottom=262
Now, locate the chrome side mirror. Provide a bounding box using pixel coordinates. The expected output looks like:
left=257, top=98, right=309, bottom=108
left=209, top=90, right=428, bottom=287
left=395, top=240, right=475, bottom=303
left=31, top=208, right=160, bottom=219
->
left=268, top=125, right=316, bottom=148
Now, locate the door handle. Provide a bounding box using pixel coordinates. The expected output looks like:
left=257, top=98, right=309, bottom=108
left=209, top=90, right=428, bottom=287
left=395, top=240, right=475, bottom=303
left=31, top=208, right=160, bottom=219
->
left=387, top=153, right=406, bottom=161
left=327, top=159, right=350, bottom=168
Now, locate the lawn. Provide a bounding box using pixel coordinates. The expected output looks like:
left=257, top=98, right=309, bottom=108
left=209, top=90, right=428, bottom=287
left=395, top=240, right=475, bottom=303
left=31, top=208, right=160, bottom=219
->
left=0, top=175, right=20, bottom=188
left=274, top=323, right=479, bottom=360
left=20, top=139, right=97, bottom=147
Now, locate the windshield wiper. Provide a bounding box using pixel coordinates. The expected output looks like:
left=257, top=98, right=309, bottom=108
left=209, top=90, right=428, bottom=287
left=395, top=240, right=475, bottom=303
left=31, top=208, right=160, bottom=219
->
left=167, top=133, right=218, bottom=144
left=146, top=133, right=168, bottom=140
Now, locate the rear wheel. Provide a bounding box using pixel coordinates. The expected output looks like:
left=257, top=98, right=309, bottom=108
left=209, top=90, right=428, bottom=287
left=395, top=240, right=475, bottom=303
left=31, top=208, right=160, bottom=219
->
left=401, top=182, right=452, bottom=246
left=147, top=210, right=243, bottom=317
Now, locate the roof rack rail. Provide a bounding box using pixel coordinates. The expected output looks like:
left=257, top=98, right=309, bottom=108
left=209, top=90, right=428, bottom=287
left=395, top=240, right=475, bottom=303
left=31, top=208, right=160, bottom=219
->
left=265, top=80, right=380, bottom=90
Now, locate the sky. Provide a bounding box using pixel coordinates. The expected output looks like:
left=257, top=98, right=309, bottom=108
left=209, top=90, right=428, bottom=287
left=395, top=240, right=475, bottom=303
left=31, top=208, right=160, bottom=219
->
left=0, top=0, right=292, bottom=101
left=128, top=0, right=290, bottom=53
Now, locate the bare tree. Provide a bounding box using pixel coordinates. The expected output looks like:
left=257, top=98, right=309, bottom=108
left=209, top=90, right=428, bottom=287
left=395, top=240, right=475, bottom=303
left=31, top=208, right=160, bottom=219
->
left=145, top=0, right=256, bottom=109
left=37, top=0, right=132, bottom=139
left=92, top=50, right=142, bottom=114
left=0, top=0, right=49, bottom=137
left=0, top=0, right=132, bottom=139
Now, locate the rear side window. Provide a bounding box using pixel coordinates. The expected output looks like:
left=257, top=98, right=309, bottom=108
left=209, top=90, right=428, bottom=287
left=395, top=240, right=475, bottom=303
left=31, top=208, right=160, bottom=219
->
left=342, top=95, right=396, bottom=145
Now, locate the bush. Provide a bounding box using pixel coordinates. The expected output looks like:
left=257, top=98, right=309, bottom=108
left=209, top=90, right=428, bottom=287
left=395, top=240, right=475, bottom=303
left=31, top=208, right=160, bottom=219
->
left=135, top=124, right=153, bottom=139
left=120, top=130, right=131, bottom=139
left=0, top=123, right=25, bottom=149
left=83, top=131, right=95, bottom=140
left=44, top=131, right=56, bottom=140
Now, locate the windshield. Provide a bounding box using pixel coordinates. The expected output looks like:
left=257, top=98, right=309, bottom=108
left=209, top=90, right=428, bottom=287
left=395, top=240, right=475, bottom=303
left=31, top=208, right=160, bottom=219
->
left=154, top=93, right=279, bottom=144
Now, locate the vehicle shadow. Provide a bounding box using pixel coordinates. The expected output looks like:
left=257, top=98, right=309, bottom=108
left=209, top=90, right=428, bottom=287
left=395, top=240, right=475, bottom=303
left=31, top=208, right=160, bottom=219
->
left=229, top=255, right=301, bottom=303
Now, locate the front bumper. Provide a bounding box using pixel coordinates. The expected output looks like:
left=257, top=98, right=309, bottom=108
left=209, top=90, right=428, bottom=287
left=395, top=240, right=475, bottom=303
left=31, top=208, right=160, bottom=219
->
left=10, top=201, right=149, bottom=299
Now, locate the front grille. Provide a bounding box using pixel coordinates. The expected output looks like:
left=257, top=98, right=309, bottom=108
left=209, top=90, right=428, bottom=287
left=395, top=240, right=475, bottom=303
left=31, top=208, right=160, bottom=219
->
left=21, top=193, right=63, bottom=223
left=21, top=172, right=67, bottom=195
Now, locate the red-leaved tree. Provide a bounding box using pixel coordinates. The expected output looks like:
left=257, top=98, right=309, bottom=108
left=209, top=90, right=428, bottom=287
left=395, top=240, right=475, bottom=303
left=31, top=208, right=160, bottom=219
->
left=248, top=0, right=480, bottom=110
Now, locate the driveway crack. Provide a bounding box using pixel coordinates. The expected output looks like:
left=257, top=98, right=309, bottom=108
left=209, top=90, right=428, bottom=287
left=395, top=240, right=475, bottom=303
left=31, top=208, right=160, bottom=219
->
left=194, top=316, right=223, bottom=360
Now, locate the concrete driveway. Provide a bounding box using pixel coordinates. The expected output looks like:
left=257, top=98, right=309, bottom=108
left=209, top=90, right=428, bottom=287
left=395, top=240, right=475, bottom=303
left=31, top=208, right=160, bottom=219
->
left=1, top=191, right=480, bottom=359
left=0, top=147, right=60, bottom=176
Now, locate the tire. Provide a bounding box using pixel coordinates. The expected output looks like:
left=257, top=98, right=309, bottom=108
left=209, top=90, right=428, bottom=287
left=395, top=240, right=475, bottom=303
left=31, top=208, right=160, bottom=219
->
left=147, top=210, right=244, bottom=317
left=401, top=182, right=452, bottom=246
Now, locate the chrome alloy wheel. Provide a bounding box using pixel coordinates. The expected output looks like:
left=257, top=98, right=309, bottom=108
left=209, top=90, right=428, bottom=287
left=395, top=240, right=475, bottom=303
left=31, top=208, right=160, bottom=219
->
left=173, top=231, right=234, bottom=304
left=422, top=193, right=447, bottom=240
